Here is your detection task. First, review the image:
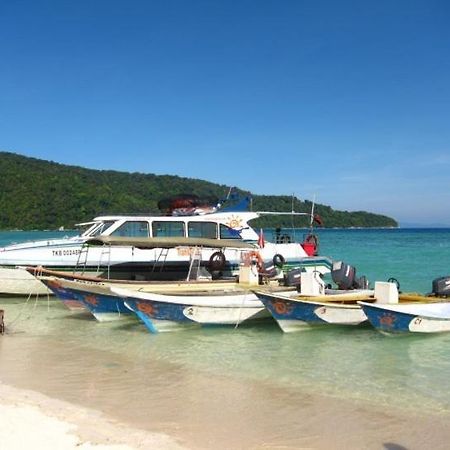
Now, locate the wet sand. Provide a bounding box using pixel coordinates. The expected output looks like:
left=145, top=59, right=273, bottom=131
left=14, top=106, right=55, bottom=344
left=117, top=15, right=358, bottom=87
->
left=2, top=347, right=450, bottom=449
left=0, top=382, right=184, bottom=449
left=2, top=300, right=450, bottom=449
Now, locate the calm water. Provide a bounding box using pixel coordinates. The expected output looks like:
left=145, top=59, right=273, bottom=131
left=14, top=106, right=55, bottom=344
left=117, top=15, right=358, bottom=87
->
left=1, top=229, right=450, bottom=448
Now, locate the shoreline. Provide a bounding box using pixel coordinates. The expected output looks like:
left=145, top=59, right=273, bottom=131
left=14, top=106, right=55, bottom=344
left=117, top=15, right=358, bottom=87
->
left=0, top=382, right=185, bottom=450
left=3, top=372, right=450, bottom=450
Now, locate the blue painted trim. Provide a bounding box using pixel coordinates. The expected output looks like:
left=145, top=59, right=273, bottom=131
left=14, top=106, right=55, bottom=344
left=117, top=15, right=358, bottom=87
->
left=256, top=292, right=327, bottom=324
left=57, top=286, right=130, bottom=315
left=360, top=303, right=415, bottom=333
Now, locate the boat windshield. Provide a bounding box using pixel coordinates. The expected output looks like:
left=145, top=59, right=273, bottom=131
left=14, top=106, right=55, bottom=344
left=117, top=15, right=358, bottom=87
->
left=82, top=221, right=116, bottom=237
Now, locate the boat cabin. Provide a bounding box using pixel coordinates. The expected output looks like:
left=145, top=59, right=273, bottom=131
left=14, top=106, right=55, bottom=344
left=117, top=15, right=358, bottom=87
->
left=78, top=212, right=261, bottom=242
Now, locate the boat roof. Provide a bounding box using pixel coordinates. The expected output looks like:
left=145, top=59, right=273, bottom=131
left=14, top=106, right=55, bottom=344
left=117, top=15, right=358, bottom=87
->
left=85, top=236, right=257, bottom=249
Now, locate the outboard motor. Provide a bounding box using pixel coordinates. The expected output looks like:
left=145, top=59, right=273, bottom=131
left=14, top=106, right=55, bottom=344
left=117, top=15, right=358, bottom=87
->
left=432, top=276, right=450, bottom=296
left=262, top=261, right=278, bottom=279
left=331, top=261, right=356, bottom=290
left=284, top=268, right=303, bottom=288
left=354, top=275, right=369, bottom=290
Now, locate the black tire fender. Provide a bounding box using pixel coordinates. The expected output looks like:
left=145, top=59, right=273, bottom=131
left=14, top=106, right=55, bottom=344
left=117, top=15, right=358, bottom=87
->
left=208, top=251, right=226, bottom=271
left=273, top=253, right=285, bottom=268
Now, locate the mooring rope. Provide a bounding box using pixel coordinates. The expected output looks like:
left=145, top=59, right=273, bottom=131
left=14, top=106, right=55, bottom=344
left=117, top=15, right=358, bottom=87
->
left=7, top=266, right=50, bottom=326
left=234, top=292, right=248, bottom=329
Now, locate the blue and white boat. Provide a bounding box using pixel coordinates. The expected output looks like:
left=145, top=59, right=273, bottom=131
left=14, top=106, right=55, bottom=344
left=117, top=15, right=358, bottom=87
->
left=358, top=301, right=450, bottom=334
left=40, top=276, right=133, bottom=321
left=254, top=290, right=373, bottom=333
left=110, top=286, right=275, bottom=333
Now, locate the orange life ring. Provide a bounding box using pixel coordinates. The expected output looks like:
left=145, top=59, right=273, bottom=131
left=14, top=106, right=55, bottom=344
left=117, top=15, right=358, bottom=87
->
left=248, top=250, right=265, bottom=272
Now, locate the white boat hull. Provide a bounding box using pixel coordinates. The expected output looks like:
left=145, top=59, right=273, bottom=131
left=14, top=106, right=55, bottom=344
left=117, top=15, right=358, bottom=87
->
left=314, top=305, right=367, bottom=325
left=181, top=304, right=269, bottom=324
left=276, top=319, right=313, bottom=333
left=91, top=311, right=135, bottom=322
left=0, top=267, right=51, bottom=296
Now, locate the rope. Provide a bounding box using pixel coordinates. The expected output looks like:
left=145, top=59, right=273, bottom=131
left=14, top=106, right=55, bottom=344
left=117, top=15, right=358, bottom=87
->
left=234, top=292, right=248, bottom=329
left=7, top=266, right=51, bottom=326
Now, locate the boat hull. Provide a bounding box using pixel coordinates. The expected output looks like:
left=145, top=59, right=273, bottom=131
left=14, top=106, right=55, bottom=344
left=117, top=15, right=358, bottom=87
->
left=255, top=291, right=369, bottom=333
left=359, top=301, right=450, bottom=334
left=114, top=287, right=269, bottom=333
left=42, top=278, right=133, bottom=321
left=0, top=267, right=52, bottom=296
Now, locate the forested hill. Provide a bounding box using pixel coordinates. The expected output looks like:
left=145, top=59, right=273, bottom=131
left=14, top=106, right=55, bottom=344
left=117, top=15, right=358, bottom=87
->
left=0, top=152, right=398, bottom=230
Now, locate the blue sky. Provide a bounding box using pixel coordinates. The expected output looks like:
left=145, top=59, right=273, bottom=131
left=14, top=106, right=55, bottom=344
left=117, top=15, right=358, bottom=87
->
left=1, top=1, right=450, bottom=225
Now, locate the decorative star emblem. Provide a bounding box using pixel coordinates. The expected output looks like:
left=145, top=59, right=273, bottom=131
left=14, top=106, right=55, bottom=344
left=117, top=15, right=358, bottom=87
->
left=137, top=301, right=155, bottom=316
left=272, top=300, right=293, bottom=315
left=84, top=295, right=98, bottom=306
left=379, top=313, right=396, bottom=327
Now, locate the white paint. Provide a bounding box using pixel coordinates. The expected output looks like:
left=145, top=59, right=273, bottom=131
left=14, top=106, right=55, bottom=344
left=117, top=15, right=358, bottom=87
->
left=374, top=281, right=398, bottom=304
left=182, top=305, right=268, bottom=324
left=91, top=312, right=135, bottom=322
left=238, top=265, right=259, bottom=285
left=275, top=319, right=313, bottom=333
left=0, top=267, right=51, bottom=295
left=408, top=316, right=450, bottom=333
left=314, top=305, right=367, bottom=325
left=300, top=271, right=325, bottom=296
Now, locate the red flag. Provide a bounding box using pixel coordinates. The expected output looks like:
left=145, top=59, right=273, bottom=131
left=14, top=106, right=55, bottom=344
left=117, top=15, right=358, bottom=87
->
left=258, top=229, right=265, bottom=248
left=313, top=214, right=324, bottom=226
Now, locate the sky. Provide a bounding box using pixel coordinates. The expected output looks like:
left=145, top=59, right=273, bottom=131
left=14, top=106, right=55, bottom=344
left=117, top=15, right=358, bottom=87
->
left=1, top=1, right=450, bottom=226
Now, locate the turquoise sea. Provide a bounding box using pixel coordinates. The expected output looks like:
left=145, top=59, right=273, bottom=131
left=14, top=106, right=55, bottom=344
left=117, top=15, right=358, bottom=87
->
left=1, top=228, right=450, bottom=448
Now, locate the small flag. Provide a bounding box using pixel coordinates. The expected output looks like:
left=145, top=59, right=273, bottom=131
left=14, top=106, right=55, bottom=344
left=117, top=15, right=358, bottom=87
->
left=313, top=214, right=324, bottom=226
left=258, top=229, right=265, bottom=248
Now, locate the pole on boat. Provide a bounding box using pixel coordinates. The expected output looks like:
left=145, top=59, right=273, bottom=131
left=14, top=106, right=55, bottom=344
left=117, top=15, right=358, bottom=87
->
left=310, top=195, right=316, bottom=232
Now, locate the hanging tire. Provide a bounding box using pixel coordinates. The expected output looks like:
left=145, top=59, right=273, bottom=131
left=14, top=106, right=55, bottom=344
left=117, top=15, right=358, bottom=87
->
left=208, top=251, right=226, bottom=272
left=273, top=253, right=285, bottom=268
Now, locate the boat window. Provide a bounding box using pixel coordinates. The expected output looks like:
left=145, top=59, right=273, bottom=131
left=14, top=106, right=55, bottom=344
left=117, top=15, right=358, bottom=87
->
left=152, top=221, right=185, bottom=237
left=110, top=221, right=150, bottom=237
left=81, top=221, right=115, bottom=237
left=79, top=223, right=101, bottom=237
left=219, top=224, right=242, bottom=240
left=94, top=221, right=116, bottom=236
left=188, top=222, right=217, bottom=239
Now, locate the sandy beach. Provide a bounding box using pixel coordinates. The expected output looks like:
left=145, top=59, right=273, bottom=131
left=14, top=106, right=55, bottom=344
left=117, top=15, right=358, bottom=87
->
left=3, top=371, right=450, bottom=450
left=0, top=382, right=184, bottom=450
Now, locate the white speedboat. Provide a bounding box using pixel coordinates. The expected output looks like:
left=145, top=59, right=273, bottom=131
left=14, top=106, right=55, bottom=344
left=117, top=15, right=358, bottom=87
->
left=0, top=196, right=332, bottom=295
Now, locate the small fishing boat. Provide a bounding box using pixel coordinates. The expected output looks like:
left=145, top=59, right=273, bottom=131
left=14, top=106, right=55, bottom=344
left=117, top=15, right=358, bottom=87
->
left=358, top=301, right=450, bottom=334
left=254, top=266, right=449, bottom=332
left=359, top=275, right=450, bottom=334
left=40, top=275, right=249, bottom=322
left=254, top=290, right=374, bottom=332
left=110, top=285, right=286, bottom=333
left=252, top=261, right=373, bottom=332
left=40, top=277, right=133, bottom=320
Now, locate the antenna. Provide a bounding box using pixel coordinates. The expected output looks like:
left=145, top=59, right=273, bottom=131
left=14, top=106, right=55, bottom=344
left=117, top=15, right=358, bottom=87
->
left=310, top=194, right=316, bottom=230
left=290, top=193, right=295, bottom=235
